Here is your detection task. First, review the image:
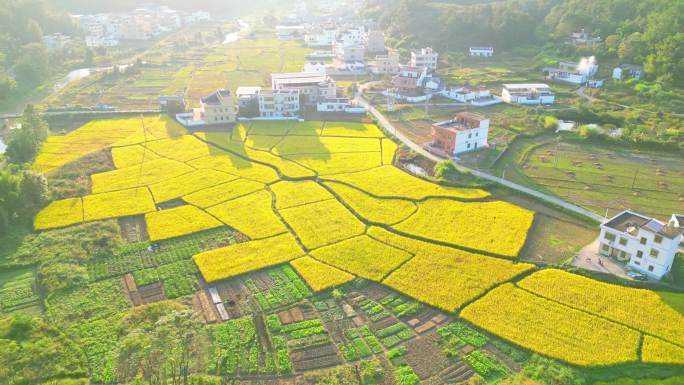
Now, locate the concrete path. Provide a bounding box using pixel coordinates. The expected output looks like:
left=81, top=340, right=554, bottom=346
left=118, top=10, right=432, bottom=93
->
left=355, top=90, right=605, bottom=223
left=571, top=238, right=629, bottom=278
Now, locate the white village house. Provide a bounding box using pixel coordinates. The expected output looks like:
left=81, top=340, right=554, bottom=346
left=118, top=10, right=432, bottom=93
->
left=501, top=83, right=555, bottom=105
left=410, top=47, right=438, bottom=71
left=271, top=72, right=337, bottom=104
left=599, top=211, right=684, bottom=279
left=469, top=47, right=494, bottom=57
left=613, top=64, right=643, bottom=80
left=544, top=58, right=598, bottom=86
left=258, top=89, right=301, bottom=118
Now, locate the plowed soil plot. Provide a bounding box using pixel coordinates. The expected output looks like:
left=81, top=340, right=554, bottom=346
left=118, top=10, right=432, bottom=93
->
left=216, top=279, right=250, bottom=318
left=138, top=282, right=166, bottom=304
left=290, top=344, right=338, bottom=362
left=292, top=345, right=342, bottom=372
left=405, top=333, right=451, bottom=379
left=119, top=216, right=148, bottom=243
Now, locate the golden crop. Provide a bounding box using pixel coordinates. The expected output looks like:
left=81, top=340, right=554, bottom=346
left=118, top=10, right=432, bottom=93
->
left=324, top=182, right=416, bottom=225
left=83, top=187, right=156, bottom=222
left=273, top=136, right=381, bottom=156
left=111, top=145, right=161, bottom=168
left=270, top=181, right=333, bottom=209
left=320, top=122, right=384, bottom=138
left=278, top=199, right=365, bottom=250
left=381, top=139, right=397, bottom=165
left=33, top=115, right=185, bottom=174
left=90, top=158, right=193, bottom=194
left=145, top=205, right=223, bottom=241
left=461, top=284, right=640, bottom=366
left=369, top=227, right=534, bottom=311
left=641, top=336, right=684, bottom=365
left=310, top=235, right=413, bottom=281
left=182, top=179, right=264, bottom=209
left=519, top=269, right=684, bottom=346
left=34, top=198, right=84, bottom=230
left=193, top=233, right=304, bottom=283
left=394, top=199, right=534, bottom=257
left=290, top=256, right=355, bottom=292
left=148, top=169, right=236, bottom=203
left=144, top=135, right=214, bottom=162
left=286, top=152, right=382, bottom=175
left=207, top=190, right=287, bottom=239
left=325, top=166, right=490, bottom=200
left=187, top=152, right=279, bottom=184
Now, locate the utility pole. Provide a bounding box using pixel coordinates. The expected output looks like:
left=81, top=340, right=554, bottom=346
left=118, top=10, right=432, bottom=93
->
left=631, top=169, right=638, bottom=190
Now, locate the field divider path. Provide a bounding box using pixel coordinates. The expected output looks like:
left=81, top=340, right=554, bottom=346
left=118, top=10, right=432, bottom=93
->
left=355, top=90, right=604, bottom=223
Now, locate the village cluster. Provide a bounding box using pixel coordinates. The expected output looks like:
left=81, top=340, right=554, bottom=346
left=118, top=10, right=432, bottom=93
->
left=42, top=5, right=212, bottom=49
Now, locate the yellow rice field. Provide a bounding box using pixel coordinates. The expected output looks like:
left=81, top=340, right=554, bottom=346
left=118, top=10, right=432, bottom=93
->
left=393, top=199, right=534, bottom=257
left=324, top=182, right=416, bottom=225
left=290, top=256, right=355, bottom=292
left=278, top=199, right=366, bottom=250
left=324, top=166, right=490, bottom=200
left=641, top=336, right=684, bottom=365
left=206, top=190, right=287, bottom=239
left=145, top=205, right=223, bottom=241
left=82, top=187, right=156, bottom=222
left=310, top=235, right=413, bottom=281
left=33, top=198, right=84, bottom=230
left=518, top=269, right=684, bottom=346
left=461, top=284, right=641, bottom=366
left=193, top=233, right=304, bottom=283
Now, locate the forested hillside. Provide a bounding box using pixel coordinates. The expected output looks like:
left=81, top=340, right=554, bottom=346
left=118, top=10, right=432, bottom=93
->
left=0, top=0, right=78, bottom=101
left=363, top=0, right=684, bottom=84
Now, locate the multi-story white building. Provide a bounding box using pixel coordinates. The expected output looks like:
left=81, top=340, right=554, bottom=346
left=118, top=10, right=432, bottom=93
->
left=469, top=47, right=494, bottom=57
left=365, top=30, right=385, bottom=53
left=337, top=27, right=365, bottom=46
left=369, top=49, right=400, bottom=75
left=425, top=112, right=489, bottom=157
left=316, top=97, right=366, bottom=114
left=544, top=60, right=598, bottom=85
left=334, top=43, right=365, bottom=62
left=258, top=89, right=301, bottom=118
left=410, top=47, right=438, bottom=71
left=304, top=28, right=337, bottom=47
left=271, top=72, right=337, bottom=104
left=599, top=211, right=684, bottom=279
left=501, top=83, right=555, bottom=105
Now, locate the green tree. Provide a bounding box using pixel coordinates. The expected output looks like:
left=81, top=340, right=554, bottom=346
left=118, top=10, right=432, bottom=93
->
left=19, top=170, right=47, bottom=216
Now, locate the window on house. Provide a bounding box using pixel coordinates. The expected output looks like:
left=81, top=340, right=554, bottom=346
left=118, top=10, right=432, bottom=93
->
left=648, top=265, right=654, bottom=272
left=604, top=232, right=616, bottom=241
left=640, top=237, right=647, bottom=245
left=601, top=244, right=610, bottom=252
left=468, top=133, right=472, bottom=138
left=619, top=237, right=628, bottom=246
left=654, top=235, right=663, bottom=244
left=634, top=261, right=641, bottom=266
left=467, top=143, right=471, bottom=149
left=636, top=250, right=643, bottom=258
left=649, top=249, right=659, bottom=258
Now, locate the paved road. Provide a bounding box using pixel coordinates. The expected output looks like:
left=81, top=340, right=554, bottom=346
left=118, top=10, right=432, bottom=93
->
left=356, top=90, right=605, bottom=223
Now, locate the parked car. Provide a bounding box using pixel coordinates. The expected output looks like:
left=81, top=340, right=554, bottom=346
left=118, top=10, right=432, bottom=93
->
left=626, top=271, right=648, bottom=281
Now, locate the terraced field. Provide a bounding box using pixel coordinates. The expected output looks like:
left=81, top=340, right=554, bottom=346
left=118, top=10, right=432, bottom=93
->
left=30, top=117, right=684, bottom=368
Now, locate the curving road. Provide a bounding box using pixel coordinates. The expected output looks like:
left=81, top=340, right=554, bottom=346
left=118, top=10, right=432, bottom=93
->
left=355, top=89, right=605, bottom=223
